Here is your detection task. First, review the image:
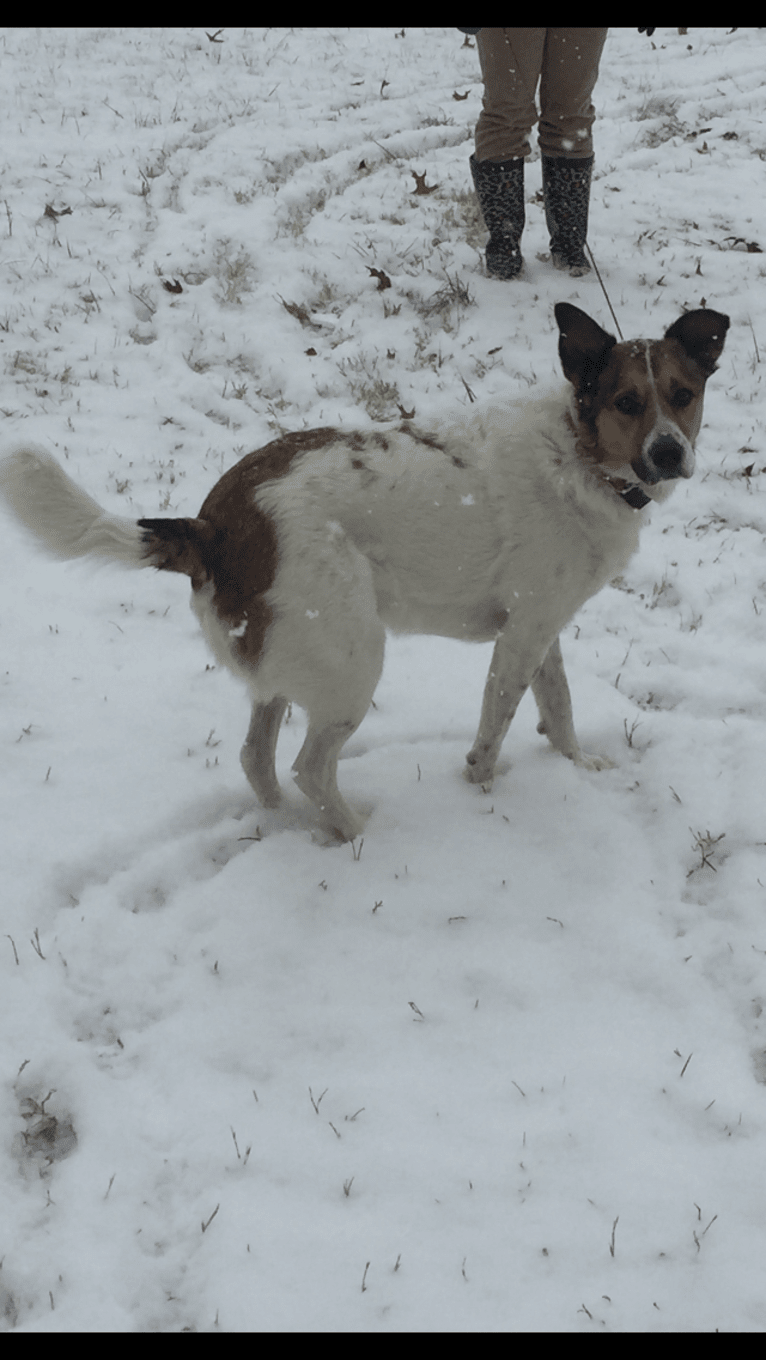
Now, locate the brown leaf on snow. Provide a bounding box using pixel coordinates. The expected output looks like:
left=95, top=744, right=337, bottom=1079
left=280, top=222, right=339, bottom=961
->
left=452, top=90, right=470, bottom=101
left=279, top=296, right=313, bottom=327
left=412, top=171, right=438, bottom=196
left=162, top=279, right=183, bottom=294
left=368, top=266, right=391, bottom=291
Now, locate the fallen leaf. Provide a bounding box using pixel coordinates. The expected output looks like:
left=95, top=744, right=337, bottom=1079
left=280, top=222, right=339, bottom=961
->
left=368, top=266, right=391, bottom=291
left=279, top=296, right=313, bottom=326
left=412, top=170, right=438, bottom=195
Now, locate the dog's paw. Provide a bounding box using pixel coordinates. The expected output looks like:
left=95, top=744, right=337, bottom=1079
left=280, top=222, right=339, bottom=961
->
left=463, top=761, right=495, bottom=790
left=572, top=750, right=615, bottom=772
left=319, top=810, right=366, bottom=843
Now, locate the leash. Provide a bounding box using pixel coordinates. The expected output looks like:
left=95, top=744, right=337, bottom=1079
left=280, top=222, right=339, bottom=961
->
left=586, top=244, right=624, bottom=341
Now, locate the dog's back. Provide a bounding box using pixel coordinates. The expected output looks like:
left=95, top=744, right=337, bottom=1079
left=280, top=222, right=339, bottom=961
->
left=247, top=389, right=640, bottom=644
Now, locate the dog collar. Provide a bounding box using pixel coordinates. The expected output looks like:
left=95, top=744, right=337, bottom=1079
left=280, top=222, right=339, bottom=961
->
left=619, top=484, right=652, bottom=509
left=595, top=471, right=652, bottom=510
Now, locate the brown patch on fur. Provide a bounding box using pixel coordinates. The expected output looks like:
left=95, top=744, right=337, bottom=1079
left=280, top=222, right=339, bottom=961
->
left=138, top=516, right=219, bottom=590
left=399, top=425, right=444, bottom=450
left=488, top=604, right=511, bottom=633
left=399, top=424, right=465, bottom=467
left=141, top=427, right=342, bottom=667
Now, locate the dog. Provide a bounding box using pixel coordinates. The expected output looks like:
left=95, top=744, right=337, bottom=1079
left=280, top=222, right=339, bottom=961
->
left=0, top=303, right=728, bottom=840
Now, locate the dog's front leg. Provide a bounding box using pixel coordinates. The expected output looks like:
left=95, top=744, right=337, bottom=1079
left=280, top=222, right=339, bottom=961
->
left=465, top=631, right=550, bottom=788
left=532, top=636, right=614, bottom=772
left=530, top=636, right=579, bottom=761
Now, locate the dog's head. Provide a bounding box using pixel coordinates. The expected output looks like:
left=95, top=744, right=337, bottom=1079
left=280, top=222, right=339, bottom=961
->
left=555, top=302, right=729, bottom=495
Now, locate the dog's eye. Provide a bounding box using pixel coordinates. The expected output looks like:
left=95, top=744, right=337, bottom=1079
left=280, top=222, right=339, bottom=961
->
left=672, top=388, right=694, bottom=408
left=615, top=393, right=642, bottom=417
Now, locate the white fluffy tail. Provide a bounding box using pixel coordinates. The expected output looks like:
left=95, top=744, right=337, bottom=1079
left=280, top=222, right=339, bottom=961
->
left=0, top=445, right=148, bottom=567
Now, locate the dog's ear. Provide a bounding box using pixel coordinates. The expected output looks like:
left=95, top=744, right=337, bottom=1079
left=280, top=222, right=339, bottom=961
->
left=554, top=302, right=617, bottom=391
left=664, top=309, right=729, bottom=377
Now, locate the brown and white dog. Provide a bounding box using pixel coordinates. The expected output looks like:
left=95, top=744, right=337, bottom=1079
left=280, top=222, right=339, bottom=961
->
left=0, top=303, right=728, bottom=840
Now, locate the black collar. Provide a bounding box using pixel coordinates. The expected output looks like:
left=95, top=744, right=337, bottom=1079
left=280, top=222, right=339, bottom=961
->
left=619, top=484, right=652, bottom=509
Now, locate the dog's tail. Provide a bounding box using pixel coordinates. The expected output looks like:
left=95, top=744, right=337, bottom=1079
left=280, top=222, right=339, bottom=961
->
left=0, top=444, right=153, bottom=567
left=0, top=443, right=221, bottom=589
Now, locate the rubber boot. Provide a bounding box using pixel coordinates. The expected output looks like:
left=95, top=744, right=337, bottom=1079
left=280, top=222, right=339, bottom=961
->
left=469, top=153, right=525, bottom=280
left=542, top=154, right=594, bottom=277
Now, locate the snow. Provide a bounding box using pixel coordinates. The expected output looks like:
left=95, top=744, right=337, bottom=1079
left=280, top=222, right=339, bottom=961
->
left=1, top=25, right=765, bottom=1332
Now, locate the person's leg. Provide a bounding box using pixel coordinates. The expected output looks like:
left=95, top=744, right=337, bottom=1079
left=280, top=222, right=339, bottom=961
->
left=538, top=28, right=607, bottom=160
left=539, top=29, right=607, bottom=275
left=475, top=27, right=546, bottom=162
left=470, top=29, right=546, bottom=279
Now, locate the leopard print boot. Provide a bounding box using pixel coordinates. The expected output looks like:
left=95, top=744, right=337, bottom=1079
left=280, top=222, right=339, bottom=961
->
left=542, top=155, right=594, bottom=277
left=469, top=154, right=525, bottom=280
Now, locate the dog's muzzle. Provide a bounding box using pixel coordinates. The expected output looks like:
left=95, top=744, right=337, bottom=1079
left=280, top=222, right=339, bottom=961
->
left=632, top=434, right=693, bottom=485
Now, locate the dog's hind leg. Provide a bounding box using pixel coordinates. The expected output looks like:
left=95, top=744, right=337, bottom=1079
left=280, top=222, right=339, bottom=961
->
left=290, top=619, right=384, bottom=841
left=531, top=636, right=614, bottom=771
left=289, top=596, right=384, bottom=841
left=293, top=717, right=369, bottom=842
left=254, top=527, right=385, bottom=840
left=290, top=624, right=384, bottom=841
left=240, top=695, right=288, bottom=807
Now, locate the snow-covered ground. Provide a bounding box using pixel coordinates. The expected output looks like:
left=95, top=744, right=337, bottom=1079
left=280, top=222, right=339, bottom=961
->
left=1, top=26, right=765, bottom=1332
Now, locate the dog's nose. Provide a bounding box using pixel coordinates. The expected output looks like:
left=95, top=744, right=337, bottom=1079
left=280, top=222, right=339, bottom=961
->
left=648, top=436, right=684, bottom=480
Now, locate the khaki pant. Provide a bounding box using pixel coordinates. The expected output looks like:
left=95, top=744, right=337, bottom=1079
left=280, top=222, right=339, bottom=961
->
left=475, top=28, right=608, bottom=162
